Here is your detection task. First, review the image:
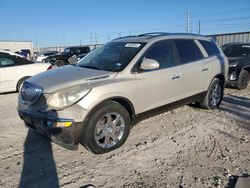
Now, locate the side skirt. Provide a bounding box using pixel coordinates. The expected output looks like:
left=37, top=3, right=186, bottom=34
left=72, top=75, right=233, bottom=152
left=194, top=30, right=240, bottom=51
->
left=133, top=91, right=207, bottom=125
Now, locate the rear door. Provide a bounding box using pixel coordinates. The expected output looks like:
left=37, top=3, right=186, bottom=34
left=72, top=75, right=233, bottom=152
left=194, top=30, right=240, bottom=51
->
left=0, top=55, right=34, bottom=92
left=172, top=39, right=208, bottom=98
left=0, top=56, right=19, bottom=91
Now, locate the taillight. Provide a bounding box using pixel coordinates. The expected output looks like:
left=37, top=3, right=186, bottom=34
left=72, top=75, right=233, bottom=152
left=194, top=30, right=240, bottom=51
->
left=47, top=65, right=53, bottom=70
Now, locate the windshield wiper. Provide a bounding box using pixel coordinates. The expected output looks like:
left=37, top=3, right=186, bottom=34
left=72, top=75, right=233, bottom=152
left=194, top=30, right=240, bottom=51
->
left=80, top=65, right=103, bottom=70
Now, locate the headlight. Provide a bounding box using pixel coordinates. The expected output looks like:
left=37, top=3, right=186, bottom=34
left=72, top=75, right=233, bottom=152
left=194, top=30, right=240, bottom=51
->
left=229, top=71, right=237, bottom=81
left=48, top=85, right=91, bottom=109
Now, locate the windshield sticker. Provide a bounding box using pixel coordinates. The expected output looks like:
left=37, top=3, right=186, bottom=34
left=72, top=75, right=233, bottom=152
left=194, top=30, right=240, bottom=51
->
left=125, top=43, right=141, bottom=48
left=242, top=45, right=250, bottom=48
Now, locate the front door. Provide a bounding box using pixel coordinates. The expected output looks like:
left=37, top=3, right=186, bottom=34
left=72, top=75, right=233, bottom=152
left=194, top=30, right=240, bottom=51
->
left=134, top=40, right=182, bottom=113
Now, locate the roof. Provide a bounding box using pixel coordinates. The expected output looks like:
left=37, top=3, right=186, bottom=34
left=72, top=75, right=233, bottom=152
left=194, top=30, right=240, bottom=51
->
left=112, top=32, right=209, bottom=43
left=0, top=50, right=25, bottom=58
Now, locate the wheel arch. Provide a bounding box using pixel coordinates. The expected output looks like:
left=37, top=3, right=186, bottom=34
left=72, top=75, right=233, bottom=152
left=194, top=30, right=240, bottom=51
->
left=214, top=74, right=225, bottom=87
left=86, top=97, right=136, bottom=125
left=16, top=76, right=31, bottom=91
left=242, top=65, right=250, bottom=74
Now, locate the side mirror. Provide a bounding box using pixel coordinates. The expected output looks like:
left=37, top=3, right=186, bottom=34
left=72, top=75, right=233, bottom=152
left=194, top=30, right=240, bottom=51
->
left=140, top=58, right=160, bottom=71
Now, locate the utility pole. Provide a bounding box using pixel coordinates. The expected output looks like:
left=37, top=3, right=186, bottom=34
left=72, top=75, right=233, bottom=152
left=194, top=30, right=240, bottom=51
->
left=90, top=33, right=93, bottom=45
left=198, top=20, right=201, bottom=34
left=94, top=33, right=98, bottom=45
left=119, top=32, right=121, bottom=38
left=186, top=9, right=190, bottom=33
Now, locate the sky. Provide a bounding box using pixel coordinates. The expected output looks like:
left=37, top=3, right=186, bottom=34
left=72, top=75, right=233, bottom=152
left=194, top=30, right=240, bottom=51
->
left=1, top=0, right=250, bottom=47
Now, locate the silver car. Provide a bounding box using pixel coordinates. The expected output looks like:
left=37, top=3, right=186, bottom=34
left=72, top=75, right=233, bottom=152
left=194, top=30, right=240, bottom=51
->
left=18, top=33, right=228, bottom=154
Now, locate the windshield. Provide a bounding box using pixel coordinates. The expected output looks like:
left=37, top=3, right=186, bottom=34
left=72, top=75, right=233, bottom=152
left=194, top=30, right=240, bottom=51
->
left=77, top=42, right=145, bottom=72
left=223, top=44, right=250, bottom=57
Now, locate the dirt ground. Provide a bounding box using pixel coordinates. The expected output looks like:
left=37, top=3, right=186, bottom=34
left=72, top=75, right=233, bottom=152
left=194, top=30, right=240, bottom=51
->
left=0, top=86, right=249, bottom=188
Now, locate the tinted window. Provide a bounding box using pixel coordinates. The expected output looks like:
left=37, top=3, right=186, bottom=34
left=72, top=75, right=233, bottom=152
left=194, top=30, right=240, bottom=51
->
left=143, top=40, right=175, bottom=69
left=0, top=58, right=15, bottom=67
left=79, top=47, right=90, bottom=54
left=199, top=40, right=220, bottom=56
left=0, top=54, right=33, bottom=66
left=223, top=44, right=250, bottom=57
left=174, top=39, right=203, bottom=64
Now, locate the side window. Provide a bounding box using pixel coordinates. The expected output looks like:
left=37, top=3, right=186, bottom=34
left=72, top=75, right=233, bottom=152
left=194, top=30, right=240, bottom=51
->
left=174, top=39, right=203, bottom=64
left=75, top=49, right=81, bottom=55
left=143, top=40, right=175, bottom=69
left=80, top=47, right=90, bottom=54
left=0, top=58, right=16, bottom=67
left=199, top=40, right=220, bottom=56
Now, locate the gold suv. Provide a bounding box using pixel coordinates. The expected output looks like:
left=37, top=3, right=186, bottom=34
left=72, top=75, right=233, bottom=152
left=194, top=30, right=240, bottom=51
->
left=18, top=33, right=229, bottom=154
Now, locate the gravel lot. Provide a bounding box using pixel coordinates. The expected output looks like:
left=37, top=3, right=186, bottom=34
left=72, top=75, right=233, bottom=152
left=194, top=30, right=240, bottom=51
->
left=0, top=86, right=249, bottom=188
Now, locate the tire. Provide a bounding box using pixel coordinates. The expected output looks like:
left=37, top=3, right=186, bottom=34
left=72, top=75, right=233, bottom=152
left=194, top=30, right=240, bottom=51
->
left=54, top=60, right=65, bottom=67
left=17, top=77, right=30, bottom=91
left=236, top=70, right=249, bottom=90
left=199, top=78, right=223, bottom=110
left=81, top=101, right=131, bottom=154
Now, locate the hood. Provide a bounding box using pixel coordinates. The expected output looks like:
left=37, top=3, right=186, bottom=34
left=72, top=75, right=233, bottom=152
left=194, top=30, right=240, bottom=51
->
left=27, top=65, right=117, bottom=93
left=228, top=57, right=247, bottom=67
left=48, top=53, right=64, bottom=59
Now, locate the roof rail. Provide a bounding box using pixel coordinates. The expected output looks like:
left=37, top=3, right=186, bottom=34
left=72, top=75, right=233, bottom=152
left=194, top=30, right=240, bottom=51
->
left=113, top=35, right=138, bottom=40
left=137, top=32, right=169, bottom=37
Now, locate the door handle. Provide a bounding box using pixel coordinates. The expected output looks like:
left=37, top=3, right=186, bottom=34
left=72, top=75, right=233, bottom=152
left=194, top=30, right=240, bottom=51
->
left=202, top=68, right=208, bottom=72
left=172, top=75, right=180, bottom=80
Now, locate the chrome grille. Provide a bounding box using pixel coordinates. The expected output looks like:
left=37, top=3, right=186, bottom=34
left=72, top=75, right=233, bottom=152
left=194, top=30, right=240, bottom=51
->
left=20, top=81, right=43, bottom=105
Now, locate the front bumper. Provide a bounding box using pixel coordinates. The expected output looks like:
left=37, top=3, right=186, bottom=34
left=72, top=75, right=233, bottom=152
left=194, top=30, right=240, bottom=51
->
left=226, top=79, right=238, bottom=87
left=18, top=109, right=83, bottom=150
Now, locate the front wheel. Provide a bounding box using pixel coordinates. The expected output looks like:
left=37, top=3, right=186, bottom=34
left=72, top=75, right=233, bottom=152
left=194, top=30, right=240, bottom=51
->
left=199, top=78, right=223, bottom=110
left=81, top=101, right=131, bottom=154
left=237, top=70, right=249, bottom=90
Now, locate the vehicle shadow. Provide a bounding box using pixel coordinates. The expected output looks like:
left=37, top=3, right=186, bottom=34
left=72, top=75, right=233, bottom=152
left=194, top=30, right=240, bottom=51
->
left=19, top=130, right=59, bottom=188
left=220, top=94, right=250, bottom=124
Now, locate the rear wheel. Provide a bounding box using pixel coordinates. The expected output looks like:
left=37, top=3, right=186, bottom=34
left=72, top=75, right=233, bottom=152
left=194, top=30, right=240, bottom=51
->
left=199, top=78, right=223, bottom=110
left=237, top=70, right=249, bottom=90
left=54, top=60, right=65, bottom=67
left=81, top=101, right=131, bottom=154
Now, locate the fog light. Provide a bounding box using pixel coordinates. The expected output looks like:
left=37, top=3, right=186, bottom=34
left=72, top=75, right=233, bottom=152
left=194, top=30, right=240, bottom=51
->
left=47, top=121, right=72, bottom=128
left=56, top=122, right=72, bottom=128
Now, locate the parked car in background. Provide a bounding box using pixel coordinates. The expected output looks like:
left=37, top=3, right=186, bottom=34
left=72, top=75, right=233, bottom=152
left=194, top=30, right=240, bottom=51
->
left=45, top=46, right=90, bottom=66
left=0, top=52, right=52, bottom=93
left=0, top=50, right=25, bottom=58
left=222, top=42, right=250, bottom=90
left=18, top=33, right=228, bottom=154
left=35, top=51, right=58, bottom=62
left=15, top=49, right=32, bottom=60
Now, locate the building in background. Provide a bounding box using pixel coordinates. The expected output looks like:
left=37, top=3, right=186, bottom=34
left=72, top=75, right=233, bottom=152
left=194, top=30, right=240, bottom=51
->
left=208, top=31, right=250, bottom=46
left=0, top=40, right=33, bottom=54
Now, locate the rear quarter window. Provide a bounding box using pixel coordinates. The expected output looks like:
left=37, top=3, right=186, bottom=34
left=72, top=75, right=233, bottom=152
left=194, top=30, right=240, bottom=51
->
left=199, top=40, right=220, bottom=56
left=174, top=39, right=203, bottom=64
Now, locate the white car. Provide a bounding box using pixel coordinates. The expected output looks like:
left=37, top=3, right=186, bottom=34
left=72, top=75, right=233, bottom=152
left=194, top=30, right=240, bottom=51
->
left=36, top=51, right=58, bottom=62
left=0, top=52, right=52, bottom=93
